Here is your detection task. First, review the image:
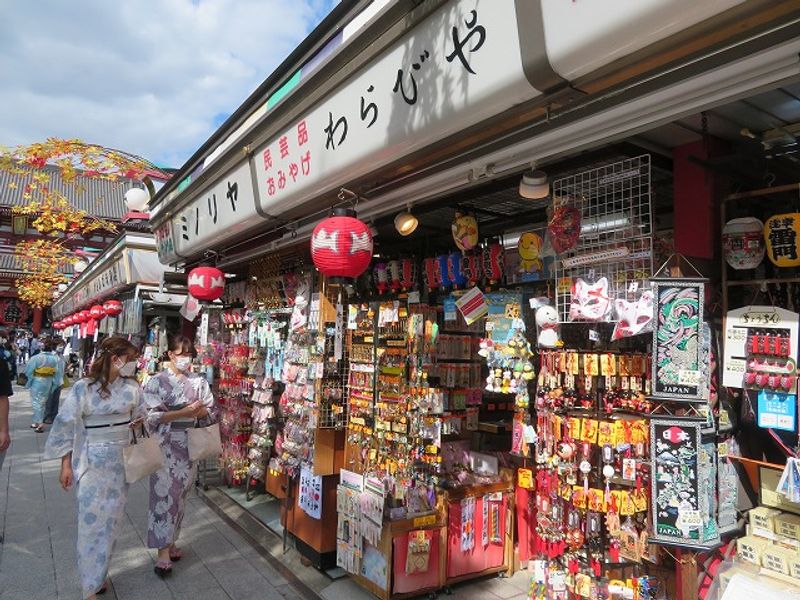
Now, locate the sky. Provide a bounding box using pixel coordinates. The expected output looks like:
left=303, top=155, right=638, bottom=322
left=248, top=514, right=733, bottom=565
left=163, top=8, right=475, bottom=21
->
left=0, top=0, right=339, bottom=169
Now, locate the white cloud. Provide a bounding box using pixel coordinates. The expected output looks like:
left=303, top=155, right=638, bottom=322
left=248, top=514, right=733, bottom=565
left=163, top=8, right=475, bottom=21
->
left=0, top=0, right=337, bottom=167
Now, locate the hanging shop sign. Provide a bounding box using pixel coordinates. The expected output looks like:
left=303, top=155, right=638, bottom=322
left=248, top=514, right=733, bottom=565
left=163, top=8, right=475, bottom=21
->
left=722, top=306, right=799, bottom=390
left=57, top=257, right=126, bottom=317
left=252, top=0, right=537, bottom=218
left=164, top=161, right=258, bottom=263
left=651, top=278, right=707, bottom=401
left=764, top=213, right=800, bottom=267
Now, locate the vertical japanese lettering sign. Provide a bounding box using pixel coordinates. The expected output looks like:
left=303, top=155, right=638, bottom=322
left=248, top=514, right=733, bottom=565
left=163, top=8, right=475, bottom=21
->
left=651, top=278, right=707, bottom=401
left=253, top=0, right=538, bottom=216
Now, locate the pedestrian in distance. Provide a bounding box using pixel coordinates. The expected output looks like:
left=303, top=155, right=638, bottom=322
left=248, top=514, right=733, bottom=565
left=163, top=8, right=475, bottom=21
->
left=0, top=349, right=12, bottom=545
left=25, top=338, right=64, bottom=432
left=43, top=339, right=68, bottom=424
left=143, top=334, right=217, bottom=577
left=44, top=336, right=145, bottom=600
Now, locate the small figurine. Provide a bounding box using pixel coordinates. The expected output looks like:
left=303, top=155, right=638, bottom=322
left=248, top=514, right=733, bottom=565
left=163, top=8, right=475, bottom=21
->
left=536, top=305, right=562, bottom=348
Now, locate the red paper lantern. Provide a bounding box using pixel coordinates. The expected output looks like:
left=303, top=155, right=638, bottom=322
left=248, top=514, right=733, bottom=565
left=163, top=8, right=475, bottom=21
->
left=52, top=321, right=62, bottom=330
left=90, top=304, right=106, bottom=320
left=187, top=266, right=226, bottom=301
left=103, top=299, right=123, bottom=317
left=78, top=310, right=91, bottom=324
left=62, top=316, right=72, bottom=326
left=311, top=208, right=372, bottom=281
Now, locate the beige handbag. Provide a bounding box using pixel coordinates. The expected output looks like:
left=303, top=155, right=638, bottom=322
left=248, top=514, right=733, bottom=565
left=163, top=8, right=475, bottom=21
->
left=123, top=425, right=164, bottom=483
left=187, top=422, right=222, bottom=461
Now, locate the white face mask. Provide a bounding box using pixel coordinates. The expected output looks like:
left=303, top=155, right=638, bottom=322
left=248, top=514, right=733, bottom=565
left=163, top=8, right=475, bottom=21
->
left=57, top=346, right=65, bottom=353
left=118, top=360, right=137, bottom=377
left=174, top=356, right=192, bottom=372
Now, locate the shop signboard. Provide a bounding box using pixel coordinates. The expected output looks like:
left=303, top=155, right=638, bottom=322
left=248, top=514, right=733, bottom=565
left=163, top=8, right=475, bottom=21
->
left=56, top=257, right=127, bottom=317
left=168, top=161, right=258, bottom=261
left=650, top=278, right=707, bottom=401
left=252, top=0, right=538, bottom=218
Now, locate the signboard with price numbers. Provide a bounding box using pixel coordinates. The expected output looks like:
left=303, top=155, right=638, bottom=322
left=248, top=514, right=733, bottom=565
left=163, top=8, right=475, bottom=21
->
left=723, top=306, right=799, bottom=388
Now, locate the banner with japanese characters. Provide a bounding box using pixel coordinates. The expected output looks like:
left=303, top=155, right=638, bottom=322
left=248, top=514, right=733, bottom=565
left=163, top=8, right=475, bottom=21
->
left=252, top=0, right=538, bottom=218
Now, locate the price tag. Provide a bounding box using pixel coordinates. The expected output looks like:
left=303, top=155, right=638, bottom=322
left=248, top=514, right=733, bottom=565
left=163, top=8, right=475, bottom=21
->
left=517, top=468, right=534, bottom=489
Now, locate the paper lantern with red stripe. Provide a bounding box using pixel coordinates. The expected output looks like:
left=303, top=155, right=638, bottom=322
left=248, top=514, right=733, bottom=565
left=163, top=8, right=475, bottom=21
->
left=103, top=299, right=123, bottom=317
left=90, top=304, right=106, bottom=320
left=77, top=310, right=92, bottom=324
left=187, top=266, right=226, bottom=301
left=311, top=208, right=372, bottom=281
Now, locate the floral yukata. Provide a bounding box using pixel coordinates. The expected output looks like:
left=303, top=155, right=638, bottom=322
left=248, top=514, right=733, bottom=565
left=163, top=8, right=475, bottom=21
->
left=44, top=378, right=145, bottom=597
left=143, top=369, right=217, bottom=550
left=26, top=350, right=64, bottom=424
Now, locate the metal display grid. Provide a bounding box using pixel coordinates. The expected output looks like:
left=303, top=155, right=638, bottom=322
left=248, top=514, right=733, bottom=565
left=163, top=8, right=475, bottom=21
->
left=317, top=281, right=348, bottom=429
left=554, top=155, right=654, bottom=323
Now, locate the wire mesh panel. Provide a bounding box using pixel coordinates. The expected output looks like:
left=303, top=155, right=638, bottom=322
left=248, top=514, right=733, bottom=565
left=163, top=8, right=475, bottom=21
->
left=553, top=155, right=654, bottom=322
left=317, top=280, right=348, bottom=429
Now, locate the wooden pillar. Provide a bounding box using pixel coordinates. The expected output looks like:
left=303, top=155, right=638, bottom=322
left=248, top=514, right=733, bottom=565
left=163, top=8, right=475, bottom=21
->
left=32, top=307, right=42, bottom=335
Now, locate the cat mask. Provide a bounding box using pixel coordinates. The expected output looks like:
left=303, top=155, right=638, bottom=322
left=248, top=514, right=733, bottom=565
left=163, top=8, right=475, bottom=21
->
left=611, top=290, right=653, bottom=340
left=569, top=277, right=611, bottom=322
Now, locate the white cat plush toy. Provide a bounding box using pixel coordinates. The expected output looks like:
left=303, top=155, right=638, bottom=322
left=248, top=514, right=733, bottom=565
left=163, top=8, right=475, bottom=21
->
left=611, top=290, right=654, bottom=341
left=535, top=305, right=561, bottom=348
left=569, top=277, right=612, bottom=322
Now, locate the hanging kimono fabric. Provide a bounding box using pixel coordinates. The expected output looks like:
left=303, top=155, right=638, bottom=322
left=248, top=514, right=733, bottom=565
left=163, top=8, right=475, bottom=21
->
left=43, top=378, right=145, bottom=597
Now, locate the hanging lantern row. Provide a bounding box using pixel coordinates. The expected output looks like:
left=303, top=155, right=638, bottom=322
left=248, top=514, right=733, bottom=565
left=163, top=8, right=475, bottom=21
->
left=54, top=298, right=124, bottom=331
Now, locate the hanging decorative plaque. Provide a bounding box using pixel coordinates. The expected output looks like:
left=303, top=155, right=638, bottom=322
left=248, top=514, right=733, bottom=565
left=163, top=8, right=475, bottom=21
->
left=650, top=419, right=719, bottom=547
left=651, top=278, right=707, bottom=401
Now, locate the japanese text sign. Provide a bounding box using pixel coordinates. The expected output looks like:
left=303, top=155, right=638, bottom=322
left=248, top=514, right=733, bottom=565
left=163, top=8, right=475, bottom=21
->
left=253, top=0, right=537, bottom=216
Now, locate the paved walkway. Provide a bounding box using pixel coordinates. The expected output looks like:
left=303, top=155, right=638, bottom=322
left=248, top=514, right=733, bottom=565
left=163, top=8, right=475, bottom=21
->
left=0, top=386, right=310, bottom=600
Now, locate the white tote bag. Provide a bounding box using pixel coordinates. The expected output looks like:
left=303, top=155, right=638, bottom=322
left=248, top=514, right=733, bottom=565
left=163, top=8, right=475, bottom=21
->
left=187, top=422, right=222, bottom=461
left=123, top=426, right=164, bottom=484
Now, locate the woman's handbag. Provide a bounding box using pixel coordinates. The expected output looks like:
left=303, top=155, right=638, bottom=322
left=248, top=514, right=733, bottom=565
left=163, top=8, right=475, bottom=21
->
left=16, top=373, right=27, bottom=386
left=187, top=422, right=222, bottom=461
left=123, top=424, right=164, bottom=483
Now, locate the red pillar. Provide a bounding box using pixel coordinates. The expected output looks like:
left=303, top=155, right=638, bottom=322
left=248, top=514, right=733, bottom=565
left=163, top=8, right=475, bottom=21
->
left=32, top=307, right=42, bottom=334
left=672, top=139, right=727, bottom=262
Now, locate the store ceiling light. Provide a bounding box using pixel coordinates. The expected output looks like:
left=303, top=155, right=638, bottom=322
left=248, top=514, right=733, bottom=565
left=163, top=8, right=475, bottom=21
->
left=394, top=206, right=418, bottom=236
left=519, top=169, right=549, bottom=200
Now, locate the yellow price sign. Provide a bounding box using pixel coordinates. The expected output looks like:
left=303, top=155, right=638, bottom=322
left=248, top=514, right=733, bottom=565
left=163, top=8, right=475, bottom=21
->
left=517, top=468, right=534, bottom=489
left=413, top=514, right=437, bottom=528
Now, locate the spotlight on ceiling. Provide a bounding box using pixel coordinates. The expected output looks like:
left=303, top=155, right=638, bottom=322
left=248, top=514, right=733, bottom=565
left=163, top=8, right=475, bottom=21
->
left=519, top=169, right=549, bottom=200
left=394, top=206, right=418, bottom=236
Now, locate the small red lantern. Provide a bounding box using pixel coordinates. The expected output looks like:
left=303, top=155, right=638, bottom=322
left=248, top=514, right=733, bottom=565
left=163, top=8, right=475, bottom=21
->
left=311, top=208, right=372, bottom=281
left=103, top=299, right=123, bottom=316
left=90, top=304, right=106, bottom=320
left=187, top=266, right=226, bottom=301
left=52, top=321, right=62, bottom=330
left=62, top=316, right=72, bottom=326
left=78, top=310, right=91, bottom=324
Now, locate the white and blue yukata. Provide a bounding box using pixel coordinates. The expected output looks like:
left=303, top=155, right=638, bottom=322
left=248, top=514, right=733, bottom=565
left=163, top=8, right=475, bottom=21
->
left=25, top=350, right=64, bottom=424
left=44, top=377, right=145, bottom=598
left=144, top=369, right=217, bottom=550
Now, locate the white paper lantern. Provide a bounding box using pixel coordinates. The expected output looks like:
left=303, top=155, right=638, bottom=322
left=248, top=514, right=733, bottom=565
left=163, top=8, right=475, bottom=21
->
left=125, top=187, right=150, bottom=212
left=723, top=217, right=765, bottom=270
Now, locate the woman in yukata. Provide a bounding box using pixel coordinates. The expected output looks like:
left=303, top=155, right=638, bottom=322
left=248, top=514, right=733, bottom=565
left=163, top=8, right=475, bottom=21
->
left=25, top=338, right=64, bottom=431
left=44, top=336, right=144, bottom=600
left=144, top=334, right=217, bottom=577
